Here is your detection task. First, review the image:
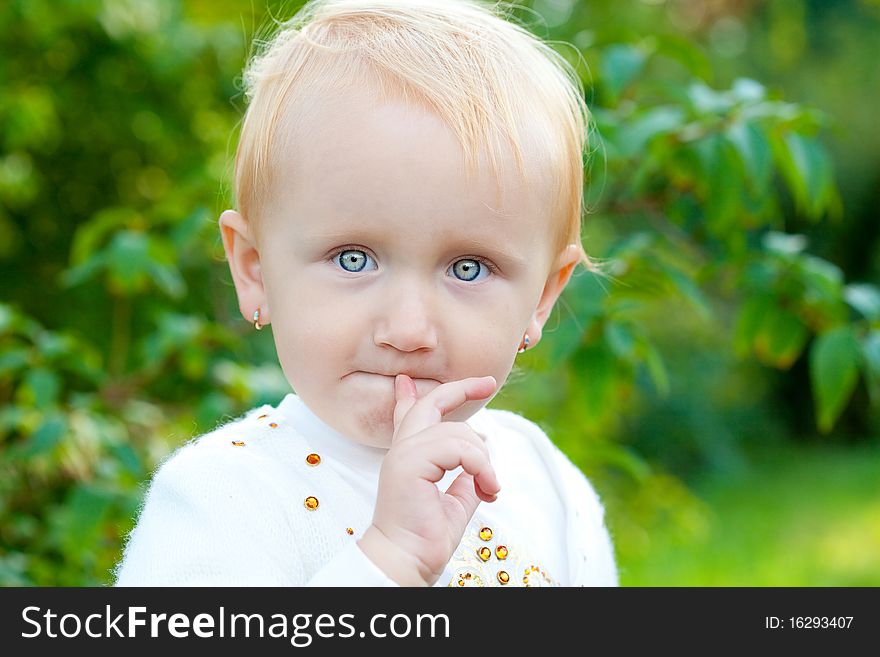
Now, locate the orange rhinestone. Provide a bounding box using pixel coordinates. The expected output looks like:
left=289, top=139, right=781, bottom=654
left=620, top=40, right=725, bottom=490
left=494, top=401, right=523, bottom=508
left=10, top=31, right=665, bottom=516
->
left=304, top=496, right=319, bottom=510
left=231, top=441, right=245, bottom=447
left=495, top=545, right=508, bottom=560
left=346, top=527, right=354, bottom=535
left=465, top=573, right=472, bottom=579
left=269, top=422, right=278, bottom=428
left=258, top=414, right=267, bottom=419
left=479, top=527, right=493, bottom=541
left=306, top=453, right=321, bottom=466
left=497, top=570, right=510, bottom=585
left=457, top=579, right=465, bottom=587
left=477, top=547, right=491, bottom=562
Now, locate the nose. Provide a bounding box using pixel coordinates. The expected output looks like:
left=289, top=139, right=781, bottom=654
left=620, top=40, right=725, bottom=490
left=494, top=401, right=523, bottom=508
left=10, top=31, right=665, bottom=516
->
left=373, top=277, right=439, bottom=352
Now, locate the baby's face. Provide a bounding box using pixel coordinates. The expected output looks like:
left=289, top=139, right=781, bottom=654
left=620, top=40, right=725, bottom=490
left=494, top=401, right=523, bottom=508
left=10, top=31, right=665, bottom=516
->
left=226, top=88, right=576, bottom=448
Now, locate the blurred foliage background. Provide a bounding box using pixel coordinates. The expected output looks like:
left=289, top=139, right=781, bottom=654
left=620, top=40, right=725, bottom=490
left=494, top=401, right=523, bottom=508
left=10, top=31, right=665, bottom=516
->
left=1, top=0, right=878, bottom=586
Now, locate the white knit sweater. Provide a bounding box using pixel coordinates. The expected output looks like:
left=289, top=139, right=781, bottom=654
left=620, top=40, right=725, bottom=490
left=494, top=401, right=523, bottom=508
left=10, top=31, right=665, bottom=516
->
left=113, top=393, right=618, bottom=587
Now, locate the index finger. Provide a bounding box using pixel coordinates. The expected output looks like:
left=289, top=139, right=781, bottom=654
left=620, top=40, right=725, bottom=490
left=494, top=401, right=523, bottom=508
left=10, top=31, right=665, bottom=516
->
left=392, top=374, right=496, bottom=443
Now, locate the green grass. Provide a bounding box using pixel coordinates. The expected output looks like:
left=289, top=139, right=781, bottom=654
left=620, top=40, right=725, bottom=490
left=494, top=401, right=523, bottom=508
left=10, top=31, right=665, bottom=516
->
left=619, top=442, right=880, bottom=586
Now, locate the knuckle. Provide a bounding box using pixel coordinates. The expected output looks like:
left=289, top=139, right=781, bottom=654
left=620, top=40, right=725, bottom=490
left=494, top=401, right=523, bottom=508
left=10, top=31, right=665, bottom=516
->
left=458, top=425, right=488, bottom=447
left=456, top=438, right=486, bottom=459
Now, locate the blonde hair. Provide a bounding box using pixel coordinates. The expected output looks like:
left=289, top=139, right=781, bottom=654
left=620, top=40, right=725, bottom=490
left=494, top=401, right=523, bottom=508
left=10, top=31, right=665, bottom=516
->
left=234, top=0, right=602, bottom=274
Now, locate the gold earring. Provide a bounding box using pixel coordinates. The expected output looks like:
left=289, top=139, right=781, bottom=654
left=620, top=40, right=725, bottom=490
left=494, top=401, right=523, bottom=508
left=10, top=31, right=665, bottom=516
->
left=517, top=333, right=530, bottom=353
left=253, top=307, right=263, bottom=330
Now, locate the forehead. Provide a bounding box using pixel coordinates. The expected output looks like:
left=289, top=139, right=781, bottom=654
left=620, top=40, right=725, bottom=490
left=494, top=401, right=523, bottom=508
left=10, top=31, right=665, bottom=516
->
left=268, top=84, right=555, bottom=264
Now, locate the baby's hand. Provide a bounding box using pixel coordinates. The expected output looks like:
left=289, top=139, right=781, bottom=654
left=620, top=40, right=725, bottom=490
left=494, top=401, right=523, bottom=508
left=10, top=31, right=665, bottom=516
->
left=357, top=373, right=500, bottom=586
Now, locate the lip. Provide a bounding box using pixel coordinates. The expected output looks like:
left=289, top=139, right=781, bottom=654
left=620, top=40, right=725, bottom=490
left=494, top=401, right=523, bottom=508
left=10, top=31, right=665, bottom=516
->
left=352, top=371, right=441, bottom=383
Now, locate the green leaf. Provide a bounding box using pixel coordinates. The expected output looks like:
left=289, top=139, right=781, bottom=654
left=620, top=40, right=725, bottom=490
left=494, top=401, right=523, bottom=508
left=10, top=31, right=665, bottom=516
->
left=170, top=205, right=211, bottom=250
left=601, top=44, right=648, bottom=100
left=639, top=338, right=669, bottom=396
left=59, top=251, right=107, bottom=288
left=69, top=207, right=140, bottom=266
left=844, top=284, right=880, bottom=321
left=725, top=120, right=773, bottom=193
left=762, top=231, right=808, bottom=256
left=109, top=442, right=145, bottom=478
left=0, top=303, right=14, bottom=333
left=734, top=295, right=774, bottom=357
left=752, top=306, right=809, bottom=369
left=695, top=134, right=743, bottom=234
left=20, top=413, right=66, bottom=458
left=615, top=106, right=685, bottom=158
left=148, top=262, right=186, bottom=298
left=775, top=132, right=835, bottom=220
left=657, top=262, right=712, bottom=321
left=859, top=330, right=880, bottom=406
left=21, top=368, right=61, bottom=409
left=687, top=81, right=734, bottom=115
left=53, top=485, right=114, bottom=555
left=605, top=321, right=636, bottom=362
left=0, top=347, right=30, bottom=375
left=730, top=78, right=767, bottom=104
left=797, top=255, right=845, bottom=322
left=809, top=325, right=861, bottom=433
left=798, top=254, right=843, bottom=290
left=605, top=232, right=655, bottom=260
left=651, top=34, right=712, bottom=80
left=106, top=231, right=152, bottom=293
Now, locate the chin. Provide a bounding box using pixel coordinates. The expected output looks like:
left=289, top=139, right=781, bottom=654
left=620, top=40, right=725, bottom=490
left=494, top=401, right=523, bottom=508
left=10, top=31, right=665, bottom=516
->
left=349, top=403, right=396, bottom=448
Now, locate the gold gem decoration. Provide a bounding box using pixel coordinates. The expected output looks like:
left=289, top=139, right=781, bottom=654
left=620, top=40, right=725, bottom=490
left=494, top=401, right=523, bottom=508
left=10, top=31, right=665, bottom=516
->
left=448, top=572, right=484, bottom=587
left=306, top=453, right=321, bottom=466
left=269, top=422, right=278, bottom=428
left=479, top=527, right=493, bottom=541
left=497, top=570, right=510, bottom=585
left=304, top=496, right=319, bottom=510
left=477, top=546, right=491, bottom=562
left=231, top=440, right=245, bottom=447
left=258, top=414, right=267, bottom=419
left=346, top=527, right=354, bottom=535
left=495, top=545, right=508, bottom=560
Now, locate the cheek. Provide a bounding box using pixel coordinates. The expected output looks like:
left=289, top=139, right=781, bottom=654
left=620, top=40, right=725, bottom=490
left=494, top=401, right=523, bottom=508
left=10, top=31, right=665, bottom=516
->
left=275, top=296, right=365, bottom=372
left=448, top=307, right=520, bottom=369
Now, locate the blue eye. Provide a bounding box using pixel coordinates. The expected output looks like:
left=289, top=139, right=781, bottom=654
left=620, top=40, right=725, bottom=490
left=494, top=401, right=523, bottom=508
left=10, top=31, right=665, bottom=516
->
left=334, top=249, right=376, bottom=273
left=449, top=258, right=490, bottom=282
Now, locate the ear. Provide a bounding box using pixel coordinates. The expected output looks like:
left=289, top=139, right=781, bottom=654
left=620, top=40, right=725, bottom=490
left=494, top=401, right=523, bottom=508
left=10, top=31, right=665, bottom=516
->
left=218, top=209, right=269, bottom=326
left=524, top=244, right=581, bottom=347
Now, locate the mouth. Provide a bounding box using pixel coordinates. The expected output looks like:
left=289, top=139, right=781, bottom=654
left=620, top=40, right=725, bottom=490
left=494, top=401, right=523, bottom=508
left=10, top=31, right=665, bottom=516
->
left=356, top=371, right=441, bottom=383
left=347, top=372, right=445, bottom=396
